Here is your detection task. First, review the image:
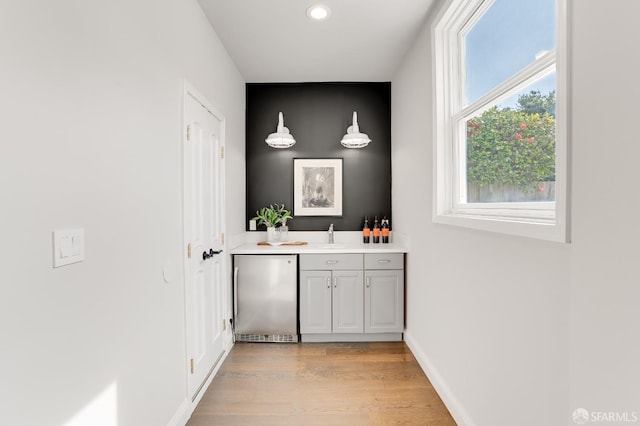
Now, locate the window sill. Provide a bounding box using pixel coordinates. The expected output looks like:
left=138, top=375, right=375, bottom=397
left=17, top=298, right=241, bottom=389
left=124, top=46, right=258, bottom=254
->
left=433, top=211, right=568, bottom=243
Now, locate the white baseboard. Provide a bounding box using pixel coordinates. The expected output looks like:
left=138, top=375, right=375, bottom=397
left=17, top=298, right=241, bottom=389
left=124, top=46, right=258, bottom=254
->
left=168, top=340, right=234, bottom=426
left=404, top=331, right=475, bottom=426
left=167, top=398, right=191, bottom=426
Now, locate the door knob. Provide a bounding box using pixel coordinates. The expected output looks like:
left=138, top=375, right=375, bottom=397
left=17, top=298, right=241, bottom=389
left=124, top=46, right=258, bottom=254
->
left=203, top=248, right=223, bottom=260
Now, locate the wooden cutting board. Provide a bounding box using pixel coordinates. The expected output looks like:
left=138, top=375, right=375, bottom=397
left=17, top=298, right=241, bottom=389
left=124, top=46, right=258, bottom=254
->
left=257, top=241, right=308, bottom=246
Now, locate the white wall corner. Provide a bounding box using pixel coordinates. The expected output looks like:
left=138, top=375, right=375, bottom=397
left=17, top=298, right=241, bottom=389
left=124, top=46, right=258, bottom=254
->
left=227, top=232, right=248, bottom=249
left=391, top=231, right=410, bottom=247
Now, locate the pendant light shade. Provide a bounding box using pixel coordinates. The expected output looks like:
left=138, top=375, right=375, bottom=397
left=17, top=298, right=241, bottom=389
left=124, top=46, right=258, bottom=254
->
left=340, top=111, right=371, bottom=148
left=265, top=112, right=296, bottom=148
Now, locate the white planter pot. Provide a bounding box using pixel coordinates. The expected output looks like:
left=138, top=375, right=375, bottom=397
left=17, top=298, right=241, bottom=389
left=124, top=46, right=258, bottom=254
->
left=266, top=226, right=278, bottom=242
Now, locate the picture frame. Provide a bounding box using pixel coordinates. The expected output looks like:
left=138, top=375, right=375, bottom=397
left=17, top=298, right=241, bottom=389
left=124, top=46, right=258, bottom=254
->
left=293, top=158, right=343, bottom=216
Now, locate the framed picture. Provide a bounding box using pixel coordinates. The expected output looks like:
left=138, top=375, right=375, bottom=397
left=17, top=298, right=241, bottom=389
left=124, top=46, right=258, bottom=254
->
left=293, top=158, right=343, bottom=216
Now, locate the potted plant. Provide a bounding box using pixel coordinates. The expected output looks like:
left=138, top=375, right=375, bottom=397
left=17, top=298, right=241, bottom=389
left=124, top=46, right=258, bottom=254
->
left=252, top=204, right=293, bottom=242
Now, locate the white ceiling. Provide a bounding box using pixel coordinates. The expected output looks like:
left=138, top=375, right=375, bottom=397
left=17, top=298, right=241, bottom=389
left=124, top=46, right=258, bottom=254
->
left=197, top=0, right=437, bottom=82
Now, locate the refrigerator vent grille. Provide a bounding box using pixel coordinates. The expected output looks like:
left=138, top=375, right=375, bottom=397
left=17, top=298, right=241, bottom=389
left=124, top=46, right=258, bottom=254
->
left=235, top=333, right=298, bottom=343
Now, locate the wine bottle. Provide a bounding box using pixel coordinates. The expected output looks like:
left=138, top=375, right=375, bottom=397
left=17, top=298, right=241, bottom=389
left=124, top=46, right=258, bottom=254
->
left=363, top=216, right=370, bottom=243
left=381, top=216, right=389, bottom=243
left=372, top=216, right=380, bottom=244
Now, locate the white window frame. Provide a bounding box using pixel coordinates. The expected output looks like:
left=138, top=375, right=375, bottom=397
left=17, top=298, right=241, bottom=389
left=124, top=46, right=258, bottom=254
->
left=432, top=0, right=570, bottom=242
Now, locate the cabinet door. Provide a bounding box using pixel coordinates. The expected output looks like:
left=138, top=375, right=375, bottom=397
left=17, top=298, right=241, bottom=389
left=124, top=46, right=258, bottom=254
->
left=300, top=271, right=332, bottom=334
left=332, top=270, right=364, bottom=333
left=365, top=270, right=404, bottom=333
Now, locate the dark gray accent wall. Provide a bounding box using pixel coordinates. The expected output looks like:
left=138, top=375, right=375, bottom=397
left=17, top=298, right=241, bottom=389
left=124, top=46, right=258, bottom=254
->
left=246, top=82, right=391, bottom=231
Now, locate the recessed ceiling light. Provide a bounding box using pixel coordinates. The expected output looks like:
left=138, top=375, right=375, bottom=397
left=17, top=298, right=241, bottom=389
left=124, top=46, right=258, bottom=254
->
left=306, top=4, right=331, bottom=21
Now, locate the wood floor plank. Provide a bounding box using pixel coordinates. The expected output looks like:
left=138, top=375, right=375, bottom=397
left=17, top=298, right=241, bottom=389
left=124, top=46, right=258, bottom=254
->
left=187, top=341, right=456, bottom=425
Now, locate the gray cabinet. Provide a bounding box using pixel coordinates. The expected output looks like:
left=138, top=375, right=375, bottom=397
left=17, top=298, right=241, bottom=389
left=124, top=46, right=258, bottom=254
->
left=332, top=270, right=364, bottom=333
left=365, top=253, right=404, bottom=334
left=299, top=254, right=363, bottom=335
left=300, top=252, right=404, bottom=342
left=299, top=270, right=332, bottom=333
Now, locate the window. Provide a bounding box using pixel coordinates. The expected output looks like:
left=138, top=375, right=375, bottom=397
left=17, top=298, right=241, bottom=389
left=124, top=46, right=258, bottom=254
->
left=433, top=0, right=569, bottom=242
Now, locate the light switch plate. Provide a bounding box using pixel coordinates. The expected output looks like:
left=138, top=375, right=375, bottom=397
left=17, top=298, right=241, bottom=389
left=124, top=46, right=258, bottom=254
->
left=249, top=219, right=256, bottom=231
left=53, top=228, right=85, bottom=267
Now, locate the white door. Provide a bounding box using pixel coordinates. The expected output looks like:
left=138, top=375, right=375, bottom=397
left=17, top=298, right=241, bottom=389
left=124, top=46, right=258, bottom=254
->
left=183, top=87, right=225, bottom=400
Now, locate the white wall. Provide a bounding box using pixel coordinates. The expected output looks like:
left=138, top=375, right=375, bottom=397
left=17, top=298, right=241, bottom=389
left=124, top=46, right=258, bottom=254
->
left=569, top=0, right=640, bottom=418
left=392, top=1, right=640, bottom=425
left=0, top=1, right=245, bottom=425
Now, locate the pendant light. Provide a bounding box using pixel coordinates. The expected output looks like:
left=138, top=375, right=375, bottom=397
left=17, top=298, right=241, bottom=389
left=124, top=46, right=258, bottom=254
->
left=340, top=111, right=371, bottom=148
left=265, top=112, right=296, bottom=148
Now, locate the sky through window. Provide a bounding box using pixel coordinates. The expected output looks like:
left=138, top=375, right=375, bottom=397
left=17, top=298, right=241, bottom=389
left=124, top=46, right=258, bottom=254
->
left=465, top=0, right=556, bottom=106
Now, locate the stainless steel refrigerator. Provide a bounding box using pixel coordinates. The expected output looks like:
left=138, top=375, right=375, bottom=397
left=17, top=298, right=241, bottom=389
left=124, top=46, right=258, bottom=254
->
left=233, top=254, right=298, bottom=342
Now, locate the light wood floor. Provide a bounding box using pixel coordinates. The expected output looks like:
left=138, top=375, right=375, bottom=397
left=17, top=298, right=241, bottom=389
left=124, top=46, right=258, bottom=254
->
left=187, top=341, right=456, bottom=425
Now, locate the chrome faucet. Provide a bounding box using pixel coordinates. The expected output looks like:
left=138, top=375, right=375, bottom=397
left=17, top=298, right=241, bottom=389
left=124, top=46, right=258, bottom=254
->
left=328, top=223, right=334, bottom=244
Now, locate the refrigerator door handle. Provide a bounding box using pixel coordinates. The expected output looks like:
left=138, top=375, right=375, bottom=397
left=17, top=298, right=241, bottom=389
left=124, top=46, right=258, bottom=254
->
left=233, top=266, right=239, bottom=318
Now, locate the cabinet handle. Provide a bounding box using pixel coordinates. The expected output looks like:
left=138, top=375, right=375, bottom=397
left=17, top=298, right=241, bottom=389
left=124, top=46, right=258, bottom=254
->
left=326, top=277, right=331, bottom=289
left=334, top=277, right=337, bottom=288
left=377, top=259, right=391, bottom=264
left=366, top=277, right=371, bottom=288
left=326, top=260, right=339, bottom=265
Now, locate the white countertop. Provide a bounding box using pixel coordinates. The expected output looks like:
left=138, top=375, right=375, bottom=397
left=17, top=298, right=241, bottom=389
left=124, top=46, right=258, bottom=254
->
left=228, top=231, right=408, bottom=254
left=230, top=241, right=407, bottom=255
